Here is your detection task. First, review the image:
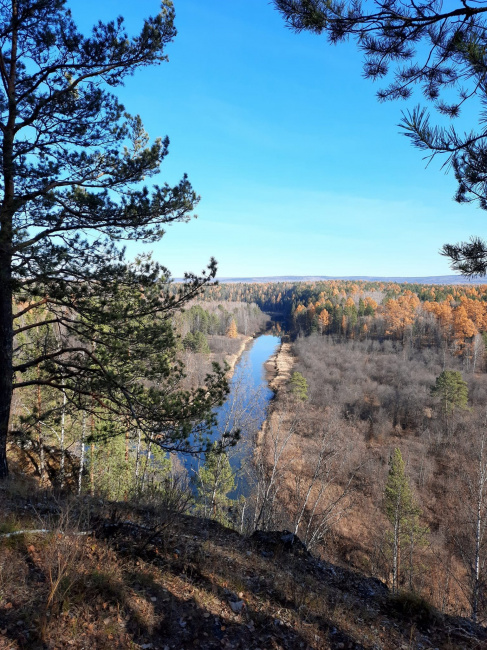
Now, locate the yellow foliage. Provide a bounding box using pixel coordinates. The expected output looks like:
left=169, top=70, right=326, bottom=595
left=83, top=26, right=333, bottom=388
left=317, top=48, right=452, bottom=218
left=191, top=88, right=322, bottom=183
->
left=226, top=319, right=238, bottom=338
left=318, top=309, right=330, bottom=333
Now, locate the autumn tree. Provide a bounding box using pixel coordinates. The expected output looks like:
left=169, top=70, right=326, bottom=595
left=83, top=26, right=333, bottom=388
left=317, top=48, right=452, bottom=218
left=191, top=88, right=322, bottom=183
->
left=383, top=292, right=420, bottom=340
left=292, top=409, right=354, bottom=551
left=226, top=319, right=238, bottom=339
left=317, top=309, right=330, bottom=334
left=293, top=304, right=308, bottom=333
left=344, top=297, right=358, bottom=331
left=452, top=305, right=477, bottom=353
left=274, top=1, right=487, bottom=275
left=0, top=0, right=228, bottom=479
left=423, top=301, right=454, bottom=352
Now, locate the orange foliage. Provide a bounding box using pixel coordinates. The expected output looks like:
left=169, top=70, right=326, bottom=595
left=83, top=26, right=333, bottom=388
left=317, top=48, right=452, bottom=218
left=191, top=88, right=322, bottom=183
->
left=423, top=301, right=453, bottom=341
left=226, top=319, right=238, bottom=338
left=318, top=309, right=330, bottom=333
left=459, top=296, right=487, bottom=330
left=383, top=291, right=420, bottom=337
left=452, top=305, right=477, bottom=349
left=363, top=296, right=378, bottom=311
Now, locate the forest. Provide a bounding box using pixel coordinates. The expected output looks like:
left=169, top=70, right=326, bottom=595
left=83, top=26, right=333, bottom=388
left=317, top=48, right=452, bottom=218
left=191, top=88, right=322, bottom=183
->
left=13, top=276, right=487, bottom=626
left=6, top=0, right=487, bottom=647
left=9, top=297, right=268, bottom=498
left=212, top=279, right=487, bottom=623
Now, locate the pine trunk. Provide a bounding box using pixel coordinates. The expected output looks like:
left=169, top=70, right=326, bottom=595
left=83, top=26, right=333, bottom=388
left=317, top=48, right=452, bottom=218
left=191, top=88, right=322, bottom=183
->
left=0, top=4, right=18, bottom=481
left=0, top=260, right=12, bottom=479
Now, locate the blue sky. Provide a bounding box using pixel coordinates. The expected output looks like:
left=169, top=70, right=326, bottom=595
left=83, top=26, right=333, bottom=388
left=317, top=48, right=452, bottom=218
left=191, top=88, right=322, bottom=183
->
left=69, top=0, right=485, bottom=278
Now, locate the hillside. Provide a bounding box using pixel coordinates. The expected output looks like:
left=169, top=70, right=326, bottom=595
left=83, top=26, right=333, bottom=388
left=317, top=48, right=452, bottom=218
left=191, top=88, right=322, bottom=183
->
left=193, top=276, right=487, bottom=285
left=7, top=284, right=487, bottom=646
left=1, top=473, right=486, bottom=650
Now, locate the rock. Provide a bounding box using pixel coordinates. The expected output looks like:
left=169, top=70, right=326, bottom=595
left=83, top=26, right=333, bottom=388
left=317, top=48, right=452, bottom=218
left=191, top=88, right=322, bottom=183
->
left=229, top=600, right=245, bottom=614
left=250, top=530, right=310, bottom=557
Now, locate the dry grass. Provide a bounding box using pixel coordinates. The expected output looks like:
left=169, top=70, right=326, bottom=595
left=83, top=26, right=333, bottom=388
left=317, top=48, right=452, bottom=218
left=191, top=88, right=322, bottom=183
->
left=0, top=474, right=485, bottom=650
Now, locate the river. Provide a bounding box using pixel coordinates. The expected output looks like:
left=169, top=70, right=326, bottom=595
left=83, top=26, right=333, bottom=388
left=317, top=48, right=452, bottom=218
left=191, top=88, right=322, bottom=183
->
left=183, top=334, right=281, bottom=495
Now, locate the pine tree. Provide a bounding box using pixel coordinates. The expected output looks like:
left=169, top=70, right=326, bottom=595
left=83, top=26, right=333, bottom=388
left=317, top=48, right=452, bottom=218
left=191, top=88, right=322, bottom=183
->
left=384, top=448, right=425, bottom=593
left=431, top=370, right=468, bottom=417
left=196, top=444, right=235, bottom=525
left=290, top=371, right=308, bottom=401
left=274, top=1, right=487, bottom=275
left=0, top=0, right=226, bottom=478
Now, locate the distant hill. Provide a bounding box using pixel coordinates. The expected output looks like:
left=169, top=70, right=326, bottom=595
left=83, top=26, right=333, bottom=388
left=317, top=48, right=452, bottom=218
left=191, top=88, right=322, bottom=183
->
left=205, top=275, right=487, bottom=285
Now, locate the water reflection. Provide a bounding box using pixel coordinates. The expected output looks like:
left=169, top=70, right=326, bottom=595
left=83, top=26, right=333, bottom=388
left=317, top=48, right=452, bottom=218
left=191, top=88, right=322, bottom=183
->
left=182, top=335, right=280, bottom=494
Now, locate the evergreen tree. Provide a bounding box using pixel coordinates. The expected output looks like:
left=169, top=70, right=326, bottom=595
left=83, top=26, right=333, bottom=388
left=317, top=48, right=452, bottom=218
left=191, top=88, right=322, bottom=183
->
left=431, top=370, right=469, bottom=417
left=385, top=448, right=425, bottom=593
left=90, top=427, right=171, bottom=501
left=0, top=0, right=227, bottom=478
left=290, top=371, right=308, bottom=401
left=196, top=443, right=235, bottom=525
left=182, top=331, right=210, bottom=354
left=193, top=331, right=211, bottom=355
left=274, top=1, right=487, bottom=275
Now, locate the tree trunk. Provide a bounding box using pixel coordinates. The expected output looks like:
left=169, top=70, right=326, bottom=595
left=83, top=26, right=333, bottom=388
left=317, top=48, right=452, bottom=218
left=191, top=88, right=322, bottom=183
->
left=90, top=443, right=95, bottom=496
left=90, top=410, right=95, bottom=496
left=0, top=2, right=18, bottom=480
left=78, top=412, right=86, bottom=495
left=60, top=388, right=66, bottom=489
left=37, top=381, right=44, bottom=480
left=134, top=428, right=142, bottom=485
left=392, top=520, right=399, bottom=594
left=0, top=255, right=13, bottom=479
left=140, top=440, right=152, bottom=491
left=472, top=433, right=486, bottom=623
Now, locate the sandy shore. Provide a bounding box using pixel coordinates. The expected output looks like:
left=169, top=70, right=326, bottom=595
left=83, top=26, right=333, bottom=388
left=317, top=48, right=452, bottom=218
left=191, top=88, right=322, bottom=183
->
left=264, top=341, right=294, bottom=392
left=255, top=341, right=295, bottom=449
left=224, top=334, right=254, bottom=379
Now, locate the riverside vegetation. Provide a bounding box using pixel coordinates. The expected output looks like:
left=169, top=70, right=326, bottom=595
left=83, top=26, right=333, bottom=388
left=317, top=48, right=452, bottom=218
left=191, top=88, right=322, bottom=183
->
left=5, top=280, right=487, bottom=648
left=3, top=0, right=487, bottom=647
left=198, top=279, right=487, bottom=622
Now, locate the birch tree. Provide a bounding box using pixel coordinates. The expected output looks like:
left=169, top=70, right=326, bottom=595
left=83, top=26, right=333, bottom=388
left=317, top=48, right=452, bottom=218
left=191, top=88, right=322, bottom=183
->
left=454, top=426, right=487, bottom=622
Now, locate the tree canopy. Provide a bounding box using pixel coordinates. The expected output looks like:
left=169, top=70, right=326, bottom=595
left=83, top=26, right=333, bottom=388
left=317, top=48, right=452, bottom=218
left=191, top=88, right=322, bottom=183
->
left=384, top=447, right=424, bottom=593
left=0, top=0, right=229, bottom=478
left=431, top=369, right=469, bottom=416
left=290, top=371, right=308, bottom=401
left=274, top=0, right=487, bottom=275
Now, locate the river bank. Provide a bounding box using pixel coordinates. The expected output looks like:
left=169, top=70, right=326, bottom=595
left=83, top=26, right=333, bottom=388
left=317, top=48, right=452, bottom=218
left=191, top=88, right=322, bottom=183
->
left=223, top=334, right=254, bottom=379
left=264, top=340, right=294, bottom=392
left=255, top=341, right=295, bottom=451
left=182, top=334, right=281, bottom=482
